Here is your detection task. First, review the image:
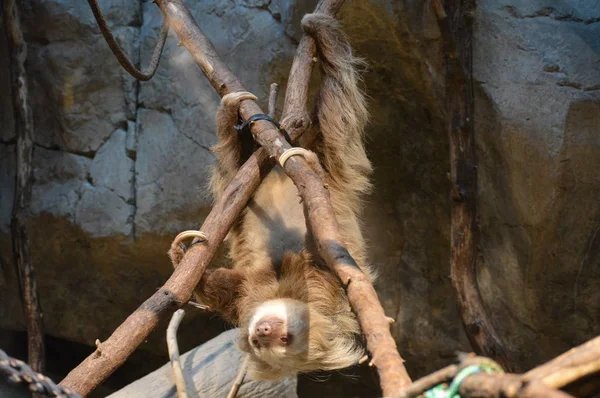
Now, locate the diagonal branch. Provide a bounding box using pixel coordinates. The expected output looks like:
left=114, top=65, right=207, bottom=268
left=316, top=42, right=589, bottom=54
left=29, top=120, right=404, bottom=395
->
left=154, top=1, right=412, bottom=394
left=61, top=0, right=410, bottom=395
left=432, top=0, right=512, bottom=370
left=4, top=0, right=45, bottom=376
left=401, top=335, right=600, bottom=398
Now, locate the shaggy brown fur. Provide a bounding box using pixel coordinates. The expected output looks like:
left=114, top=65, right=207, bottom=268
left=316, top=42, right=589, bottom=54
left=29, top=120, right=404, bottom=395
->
left=173, top=13, right=374, bottom=380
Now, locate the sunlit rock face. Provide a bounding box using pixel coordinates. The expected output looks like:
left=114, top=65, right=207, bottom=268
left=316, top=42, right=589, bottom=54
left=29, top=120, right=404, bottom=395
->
left=0, top=0, right=598, bottom=395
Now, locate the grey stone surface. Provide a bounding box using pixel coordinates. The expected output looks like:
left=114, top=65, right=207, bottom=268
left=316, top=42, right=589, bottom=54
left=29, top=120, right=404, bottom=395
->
left=474, top=0, right=600, bottom=370
left=109, top=328, right=298, bottom=398
left=0, top=0, right=599, bottom=395
left=77, top=128, right=135, bottom=237
left=24, top=0, right=140, bottom=154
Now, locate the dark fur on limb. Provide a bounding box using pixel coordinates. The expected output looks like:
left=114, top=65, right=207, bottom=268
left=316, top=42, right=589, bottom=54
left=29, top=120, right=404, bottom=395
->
left=4, top=0, right=45, bottom=376
left=61, top=0, right=410, bottom=395
left=432, top=0, right=512, bottom=370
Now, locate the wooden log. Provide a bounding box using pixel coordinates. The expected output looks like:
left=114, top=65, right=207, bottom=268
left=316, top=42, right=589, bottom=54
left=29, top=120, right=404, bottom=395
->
left=432, top=0, right=512, bottom=370
left=4, top=0, right=45, bottom=376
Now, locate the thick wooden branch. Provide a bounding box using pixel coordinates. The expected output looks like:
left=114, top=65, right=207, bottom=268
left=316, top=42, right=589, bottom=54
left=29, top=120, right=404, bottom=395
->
left=401, top=336, right=600, bottom=398
left=458, top=374, right=575, bottom=398
left=62, top=0, right=410, bottom=395
left=4, top=0, right=45, bottom=375
left=156, top=0, right=411, bottom=394
left=432, top=0, right=512, bottom=370
left=60, top=147, right=271, bottom=395
left=523, top=335, right=600, bottom=395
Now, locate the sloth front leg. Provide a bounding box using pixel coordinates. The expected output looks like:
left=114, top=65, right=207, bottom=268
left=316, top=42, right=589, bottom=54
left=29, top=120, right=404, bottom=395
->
left=194, top=268, right=245, bottom=323
left=210, top=91, right=258, bottom=200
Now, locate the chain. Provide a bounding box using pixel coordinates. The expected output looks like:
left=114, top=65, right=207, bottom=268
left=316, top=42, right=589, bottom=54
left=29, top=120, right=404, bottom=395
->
left=0, top=349, right=81, bottom=397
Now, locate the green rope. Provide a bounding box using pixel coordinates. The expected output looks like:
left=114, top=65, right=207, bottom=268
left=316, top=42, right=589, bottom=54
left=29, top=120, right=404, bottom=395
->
left=422, top=360, right=504, bottom=398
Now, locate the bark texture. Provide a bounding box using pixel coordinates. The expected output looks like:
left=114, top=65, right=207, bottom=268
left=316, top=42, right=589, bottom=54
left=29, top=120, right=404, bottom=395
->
left=401, top=335, right=600, bottom=398
left=433, top=0, right=511, bottom=370
left=4, top=0, right=45, bottom=376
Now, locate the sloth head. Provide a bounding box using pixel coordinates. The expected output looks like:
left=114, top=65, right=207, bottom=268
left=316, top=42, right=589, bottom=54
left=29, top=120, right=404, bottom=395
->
left=247, top=299, right=310, bottom=358
left=239, top=297, right=364, bottom=380
left=235, top=251, right=366, bottom=380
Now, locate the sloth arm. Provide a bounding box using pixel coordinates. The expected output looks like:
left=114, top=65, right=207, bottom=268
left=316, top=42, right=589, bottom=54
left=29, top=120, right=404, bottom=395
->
left=195, top=268, right=245, bottom=323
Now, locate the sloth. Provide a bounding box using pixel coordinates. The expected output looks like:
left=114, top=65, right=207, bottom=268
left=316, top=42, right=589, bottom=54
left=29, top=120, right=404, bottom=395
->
left=172, top=13, right=374, bottom=380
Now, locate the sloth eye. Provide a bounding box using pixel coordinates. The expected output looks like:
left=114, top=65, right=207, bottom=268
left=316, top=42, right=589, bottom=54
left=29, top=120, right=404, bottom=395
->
left=280, top=335, right=293, bottom=344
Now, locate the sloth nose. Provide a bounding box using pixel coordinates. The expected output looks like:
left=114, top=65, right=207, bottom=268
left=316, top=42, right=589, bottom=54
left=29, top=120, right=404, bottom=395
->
left=256, top=322, right=272, bottom=337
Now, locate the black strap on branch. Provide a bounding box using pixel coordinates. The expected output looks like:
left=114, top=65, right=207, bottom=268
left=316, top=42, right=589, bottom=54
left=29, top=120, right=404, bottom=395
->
left=235, top=114, right=292, bottom=145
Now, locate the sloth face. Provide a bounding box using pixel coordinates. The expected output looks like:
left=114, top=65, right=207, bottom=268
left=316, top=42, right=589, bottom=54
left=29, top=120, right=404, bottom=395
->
left=247, top=298, right=310, bottom=358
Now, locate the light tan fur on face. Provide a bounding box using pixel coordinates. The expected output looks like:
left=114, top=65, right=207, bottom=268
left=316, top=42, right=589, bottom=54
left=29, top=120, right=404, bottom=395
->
left=237, top=252, right=364, bottom=380
left=202, top=12, right=375, bottom=380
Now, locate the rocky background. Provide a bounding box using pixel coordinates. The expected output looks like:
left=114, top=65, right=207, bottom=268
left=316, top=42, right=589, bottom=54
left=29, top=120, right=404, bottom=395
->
left=0, top=0, right=599, bottom=396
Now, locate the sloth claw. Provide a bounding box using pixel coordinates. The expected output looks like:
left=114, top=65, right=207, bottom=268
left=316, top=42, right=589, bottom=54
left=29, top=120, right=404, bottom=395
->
left=222, top=91, right=257, bottom=106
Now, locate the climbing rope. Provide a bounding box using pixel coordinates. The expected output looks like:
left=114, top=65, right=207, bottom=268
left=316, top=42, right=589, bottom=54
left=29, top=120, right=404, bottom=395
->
left=87, top=0, right=169, bottom=81
left=0, top=349, right=82, bottom=397
left=423, top=360, right=504, bottom=398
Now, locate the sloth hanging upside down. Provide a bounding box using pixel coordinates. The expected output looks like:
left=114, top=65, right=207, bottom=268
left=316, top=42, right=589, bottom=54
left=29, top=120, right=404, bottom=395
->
left=170, top=13, right=376, bottom=380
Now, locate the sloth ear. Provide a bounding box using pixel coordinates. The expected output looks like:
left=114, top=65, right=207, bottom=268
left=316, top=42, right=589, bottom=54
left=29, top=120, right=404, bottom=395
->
left=195, top=268, right=246, bottom=323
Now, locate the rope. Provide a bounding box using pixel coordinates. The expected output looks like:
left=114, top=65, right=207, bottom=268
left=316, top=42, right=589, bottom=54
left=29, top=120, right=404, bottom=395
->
left=0, top=349, right=82, bottom=397
left=278, top=147, right=313, bottom=168
left=87, top=0, right=169, bottom=81
left=423, top=361, right=504, bottom=398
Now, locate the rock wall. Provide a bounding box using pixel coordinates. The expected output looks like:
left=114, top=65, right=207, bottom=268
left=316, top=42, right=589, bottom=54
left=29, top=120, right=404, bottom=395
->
left=475, top=0, right=600, bottom=369
left=0, top=0, right=598, bottom=395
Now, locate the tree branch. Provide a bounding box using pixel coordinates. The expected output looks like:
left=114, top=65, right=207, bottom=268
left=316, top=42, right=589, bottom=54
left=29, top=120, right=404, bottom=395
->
left=226, top=355, right=248, bottom=398
left=402, top=336, right=600, bottom=398
left=62, top=0, right=410, bottom=395
left=432, top=0, right=512, bottom=370
left=155, top=0, right=412, bottom=394
left=523, top=335, right=600, bottom=395
left=4, top=0, right=45, bottom=376
left=268, top=83, right=278, bottom=118
left=167, top=309, right=190, bottom=398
